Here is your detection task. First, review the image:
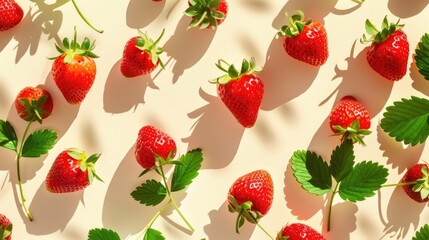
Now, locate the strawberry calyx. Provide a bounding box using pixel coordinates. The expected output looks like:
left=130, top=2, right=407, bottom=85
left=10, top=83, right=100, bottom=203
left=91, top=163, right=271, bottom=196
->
left=278, top=10, right=312, bottom=38
left=138, top=150, right=179, bottom=177
left=185, top=0, right=225, bottom=30
left=360, top=16, right=404, bottom=44
left=0, top=222, right=12, bottom=240
left=135, top=29, right=165, bottom=68
left=228, top=195, right=264, bottom=233
left=412, top=164, right=429, bottom=200
left=209, top=57, right=258, bottom=85
left=50, top=27, right=98, bottom=64
left=332, top=119, right=372, bottom=146
left=18, top=95, right=49, bottom=123
left=66, top=148, right=103, bottom=183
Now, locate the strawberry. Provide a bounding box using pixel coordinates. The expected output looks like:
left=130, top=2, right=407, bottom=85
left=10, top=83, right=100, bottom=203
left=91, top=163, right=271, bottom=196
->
left=45, top=148, right=102, bottom=193
left=400, top=163, right=429, bottom=203
left=0, top=0, right=23, bottom=32
left=185, top=0, right=228, bottom=30
left=277, top=223, right=326, bottom=240
left=0, top=214, right=12, bottom=240
left=329, top=96, right=371, bottom=145
left=134, top=125, right=177, bottom=169
left=361, top=16, right=409, bottom=81
left=277, top=10, right=328, bottom=66
left=211, top=57, right=264, bottom=128
left=50, top=28, right=98, bottom=105
left=228, top=170, right=274, bottom=233
left=120, top=29, right=165, bottom=78
left=14, top=86, right=53, bottom=123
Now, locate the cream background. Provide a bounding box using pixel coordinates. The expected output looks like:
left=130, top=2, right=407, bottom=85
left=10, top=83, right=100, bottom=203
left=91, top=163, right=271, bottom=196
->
left=1, top=0, right=429, bottom=239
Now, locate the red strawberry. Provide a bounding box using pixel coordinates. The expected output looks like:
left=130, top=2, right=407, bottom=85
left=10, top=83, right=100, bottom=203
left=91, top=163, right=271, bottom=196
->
left=277, top=223, right=326, bottom=240
left=211, top=57, right=264, bottom=128
left=401, top=163, right=429, bottom=203
left=120, top=30, right=165, bottom=78
left=185, top=0, right=228, bottom=30
left=0, top=0, right=23, bottom=32
left=50, top=28, right=98, bottom=105
left=134, top=125, right=177, bottom=169
left=329, top=96, right=371, bottom=145
left=14, top=86, right=53, bottom=123
left=45, top=148, right=102, bottom=193
left=361, top=16, right=409, bottom=81
left=0, top=214, right=12, bottom=240
left=228, top=170, right=274, bottom=232
left=278, top=10, right=328, bottom=66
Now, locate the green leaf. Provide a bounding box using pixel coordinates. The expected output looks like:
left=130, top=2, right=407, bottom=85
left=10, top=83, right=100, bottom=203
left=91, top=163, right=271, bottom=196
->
left=131, top=179, right=167, bottom=206
left=413, top=224, right=429, bottom=240
left=144, top=228, right=165, bottom=240
left=171, top=148, right=203, bottom=192
left=380, top=96, right=429, bottom=146
left=22, top=129, right=58, bottom=158
left=338, top=161, right=388, bottom=202
left=0, top=120, right=17, bottom=152
left=330, top=140, right=355, bottom=182
left=87, top=228, right=120, bottom=240
left=291, top=150, right=331, bottom=195
left=415, top=33, right=429, bottom=80
left=305, top=151, right=332, bottom=190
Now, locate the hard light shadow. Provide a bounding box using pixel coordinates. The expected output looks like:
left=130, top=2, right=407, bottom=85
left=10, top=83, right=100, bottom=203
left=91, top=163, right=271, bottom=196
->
left=388, top=0, right=429, bottom=18
left=126, top=0, right=165, bottom=29
left=322, top=202, right=358, bottom=240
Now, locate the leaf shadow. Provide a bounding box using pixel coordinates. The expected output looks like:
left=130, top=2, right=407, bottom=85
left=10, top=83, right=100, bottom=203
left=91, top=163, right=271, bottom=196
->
left=322, top=202, right=358, bottom=239
left=163, top=16, right=216, bottom=84
left=388, top=0, right=429, bottom=18
left=182, top=88, right=245, bottom=169
left=103, top=59, right=159, bottom=114
left=126, top=0, right=165, bottom=29
left=409, top=54, right=429, bottom=97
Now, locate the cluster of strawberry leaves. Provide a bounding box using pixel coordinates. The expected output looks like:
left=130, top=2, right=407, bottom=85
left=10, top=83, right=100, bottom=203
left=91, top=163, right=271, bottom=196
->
left=86, top=149, right=203, bottom=240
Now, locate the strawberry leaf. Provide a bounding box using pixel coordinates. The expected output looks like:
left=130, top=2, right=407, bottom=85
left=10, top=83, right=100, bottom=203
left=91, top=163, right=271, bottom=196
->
left=131, top=179, right=167, bottom=206
left=330, top=139, right=355, bottom=182
left=413, top=224, right=429, bottom=240
left=291, top=150, right=331, bottom=195
left=415, top=33, right=429, bottom=80
left=338, top=161, right=388, bottom=202
left=144, top=228, right=165, bottom=240
left=380, top=96, right=429, bottom=146
left=87, top=228, right=120, bottom=240
left=22, top=129, right=58, bottom=158
left=0, top=120, right=18, bottom=152
left=171, top=148, right=203, bottom=192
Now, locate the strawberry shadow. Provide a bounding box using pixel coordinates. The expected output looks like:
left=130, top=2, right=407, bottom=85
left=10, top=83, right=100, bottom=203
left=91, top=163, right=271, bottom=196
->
left=163, top=15, right=216, bottom=84
left=388, top=0, right=429, bottom=18
left=103, top=59, right=160, bottom=114
left=203, top=201, right=255, bottom=240
left=321, top=202, right=358, bottom=240
left=25, top=183, right=82, bottom=234
left=126, top=0, right=165, bottom=29
left=182, top=88, right=245, bottom=169
left=259, top=36, right=319, bottom=111
left=236, top=0, right=273, bottom=13
left=409, top=54, right=429, bottom=97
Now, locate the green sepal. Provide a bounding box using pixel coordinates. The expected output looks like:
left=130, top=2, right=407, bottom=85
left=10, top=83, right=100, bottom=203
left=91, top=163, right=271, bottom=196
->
left=0, top=222, right=12, bottom=240
left=411, top=165, right=429, bottom=200
left=415, top=33, right=429, bottom=81
left=227, top=195, right=264, bottom=233
left=360, top=16, right=404, bottom=44
left=66, top=148, right=102, bottom=184
left=18, top=95, right=50, bottom=123
left=135, top=29, right=165, bottom=68
left=210, top=57, right=258, bottom=85
left=332, top=119, right=372, bottom=146
left=278, top=10, right=312, bottom=38
left=185, top=0, right=225, bottom=30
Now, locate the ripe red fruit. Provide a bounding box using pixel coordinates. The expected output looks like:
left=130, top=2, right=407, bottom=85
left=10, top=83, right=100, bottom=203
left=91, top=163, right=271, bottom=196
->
left=228, top=170, right=274, bottom=232
left=50, top=28, right=98, bottom=105
left=277, top=223, right=326, bottom=240
left=0, top=0, right=23, bottom=32
left=120, top=29, right=165, bottom=78
left=185, top=0, right=228, bottom=30
left=0, top=214, right=12, bottom=240
left=329, top=96, right=371, bottom=145
left=401, top=163, right=429, bottom=203
left=45, top=148, right=102, bottom=193
left=278, top=10, right=328, bottom=66
left=14, top=86, right=53, bottom=123
left=211, top=57, right=264, bottom=128
left=134, top=125, right=177, bottom=169
left=361, top=16, right=409, bottom=81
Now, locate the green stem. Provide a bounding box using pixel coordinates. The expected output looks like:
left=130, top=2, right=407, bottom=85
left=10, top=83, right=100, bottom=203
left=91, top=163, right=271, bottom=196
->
left=382, top=181, right=417, bottom=188
left=70, top=0, right=103, bottom=33
left=256, top=222, right=275, bottom=240
left=16, top=121, right=33, bottom=221
left=327, top=182, right=339, bottom=232
left=135, top=201, right=171, bottom=240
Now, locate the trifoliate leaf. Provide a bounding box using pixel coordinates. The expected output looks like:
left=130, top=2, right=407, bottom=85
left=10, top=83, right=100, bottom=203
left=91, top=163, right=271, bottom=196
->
left=22, top=129, right=58, bottom=158
left=415, top=33, right=429, bottom=80
left=338, top=161, right=388, bottom=202
left=380, top=96, right=429, bottom=146
left=87, top=228, right=120, bottom=240
left=0, top=120, right=17, bottom=152
left=131, top=179, right=167, bottom=206
left=144, top=228, right=165, bottom=240
left=413, top=224, right=429, bottom=240
left=291, top=150, right=331, bottom=195
left=171, top=148, right=203, bottom=192
left=330, top=140, right=355, bottom=182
